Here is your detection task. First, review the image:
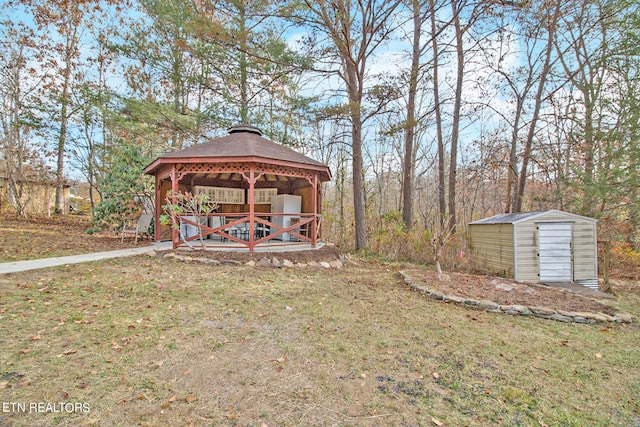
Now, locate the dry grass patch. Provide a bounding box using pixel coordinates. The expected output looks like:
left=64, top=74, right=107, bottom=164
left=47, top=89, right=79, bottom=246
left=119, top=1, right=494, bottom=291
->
left=0, top=257, right=639, bottom=426
left=0, top=214, right=142, bottom=262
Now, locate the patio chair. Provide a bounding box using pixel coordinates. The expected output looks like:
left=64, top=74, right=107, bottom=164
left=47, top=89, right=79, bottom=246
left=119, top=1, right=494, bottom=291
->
left=254, top=222, right=269, bottom=240
left=121, top=213, right=153, bottom=244
left=290, top=217, right=309, bottom=241
left=208, top=216, right=223, bottom=240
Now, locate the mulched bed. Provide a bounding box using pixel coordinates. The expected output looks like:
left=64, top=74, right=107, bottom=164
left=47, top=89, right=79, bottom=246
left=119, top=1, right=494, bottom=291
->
left=402, top=268, right=618, bottom=316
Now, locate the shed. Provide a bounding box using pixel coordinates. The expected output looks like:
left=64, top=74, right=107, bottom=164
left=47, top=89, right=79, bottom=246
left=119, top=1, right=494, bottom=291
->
left=469, top=210, right=598, bottom=288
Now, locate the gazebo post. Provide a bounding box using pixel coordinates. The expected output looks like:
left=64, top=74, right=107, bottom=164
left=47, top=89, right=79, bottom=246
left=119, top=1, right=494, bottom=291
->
left=248, top=168, right=256, bottom=251
left=170, top=166, right=179, bottom=249
left=317, top=175, right=323, bottom=242
left=154, top=174, right=161, bottom=241
left=312, top=173, right=318, bottom=248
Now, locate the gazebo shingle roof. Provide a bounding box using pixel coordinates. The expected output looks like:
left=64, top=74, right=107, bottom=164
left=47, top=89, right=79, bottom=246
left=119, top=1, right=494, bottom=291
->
left=144, top=124, right=330, bottom=179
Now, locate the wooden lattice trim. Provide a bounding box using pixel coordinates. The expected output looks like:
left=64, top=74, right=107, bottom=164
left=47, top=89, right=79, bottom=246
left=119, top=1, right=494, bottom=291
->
left=174, top=162, right=317, bottom=181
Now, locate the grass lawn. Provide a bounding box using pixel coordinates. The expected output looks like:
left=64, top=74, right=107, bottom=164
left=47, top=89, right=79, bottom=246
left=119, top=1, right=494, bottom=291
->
left=0, top=217, right=639, bottom=426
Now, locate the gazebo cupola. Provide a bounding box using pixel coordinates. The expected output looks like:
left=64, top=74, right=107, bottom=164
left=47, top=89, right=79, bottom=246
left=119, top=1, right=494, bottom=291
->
left=143, top=124, right=332, bottom=251
left=228, top=123, right=262, bottom=135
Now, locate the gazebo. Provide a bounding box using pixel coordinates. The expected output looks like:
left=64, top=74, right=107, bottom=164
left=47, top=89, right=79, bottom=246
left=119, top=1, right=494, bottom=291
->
left=143, top=124, right=332, bottom=251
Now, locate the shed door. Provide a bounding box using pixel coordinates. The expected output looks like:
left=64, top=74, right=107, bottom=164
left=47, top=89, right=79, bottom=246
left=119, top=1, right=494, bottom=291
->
left=538, top=222, right=573, bottom=282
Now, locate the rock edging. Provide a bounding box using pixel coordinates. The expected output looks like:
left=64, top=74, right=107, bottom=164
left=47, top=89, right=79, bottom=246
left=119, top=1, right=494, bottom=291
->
left=146, top=250, right=344, bottom=270
left=399, top=271, right=634, bottom=324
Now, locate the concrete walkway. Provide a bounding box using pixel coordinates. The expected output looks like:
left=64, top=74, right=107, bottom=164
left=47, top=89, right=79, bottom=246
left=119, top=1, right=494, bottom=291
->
left=0, top=241, right=173, bottom=274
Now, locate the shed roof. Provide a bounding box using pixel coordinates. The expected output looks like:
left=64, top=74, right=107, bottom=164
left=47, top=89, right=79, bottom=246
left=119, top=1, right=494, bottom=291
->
left=144, top=124, right=330, bottom=180
left=469, top=210, right=597, bottom=225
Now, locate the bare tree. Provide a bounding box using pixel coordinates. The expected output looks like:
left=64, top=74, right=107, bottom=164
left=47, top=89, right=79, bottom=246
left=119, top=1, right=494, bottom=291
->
left=29, top=0, right=89, bottom=214
left=430, top=0, right=447, bottom=224
left=293, top=0, right=402, bottom=250
left=512, top=0, right=561, bottom=212
left=0, top=26, right=48, bottom=217
left=401, top=0, right=427, bottom=228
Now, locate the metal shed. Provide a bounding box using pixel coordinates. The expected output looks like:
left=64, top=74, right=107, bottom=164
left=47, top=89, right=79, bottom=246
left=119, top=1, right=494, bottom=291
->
left=469, top=210, right=599, bottom=289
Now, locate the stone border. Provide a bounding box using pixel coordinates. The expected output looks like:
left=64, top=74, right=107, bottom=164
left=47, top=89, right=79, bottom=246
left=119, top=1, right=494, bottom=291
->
left=399, top=271, right=634, bottom=324
left=146, top=250, right=344, bottom=270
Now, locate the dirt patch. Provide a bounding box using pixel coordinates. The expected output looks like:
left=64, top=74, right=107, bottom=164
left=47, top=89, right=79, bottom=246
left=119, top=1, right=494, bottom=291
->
left=402, top=268, right=618, bottom=316
left=174, top=245, right=345, bottom=264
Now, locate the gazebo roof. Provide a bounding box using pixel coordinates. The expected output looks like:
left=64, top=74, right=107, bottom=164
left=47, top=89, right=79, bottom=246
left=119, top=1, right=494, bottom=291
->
left=144, top=124, right=331, bottom=181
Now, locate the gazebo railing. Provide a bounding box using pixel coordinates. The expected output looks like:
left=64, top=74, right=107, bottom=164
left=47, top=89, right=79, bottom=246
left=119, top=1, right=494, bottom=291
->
left=175, top=212, right=321, bottom=250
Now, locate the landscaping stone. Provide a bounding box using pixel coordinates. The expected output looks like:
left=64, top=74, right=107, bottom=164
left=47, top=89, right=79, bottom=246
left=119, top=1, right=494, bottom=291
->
left=614, top=312, right=634, bottom=323
left=477, top=299, right=500, bottom=310
left=319, top=261, right=331, bottom=268
left=493, top=282, right=515, bottom=292
left=398, top=270, right=632, bottom=325
left=529, top=306, right=556, bottom=316
left=549, top=313, right=573, bottom=323
left=596, top=312, right=616, bottom=322
left=329, top=260, right=343, bottom=269
left=429, top=290, right=446, bottom=300
left=257, top=257, right=271, bottom=268
left=282, top=260, right=294, bottom=268
left=443, top=295, right=465, bottom=304
left=557, top=309, right=578, bottom=317
left=573, top=316, right=595, bottom=324
left=271, top=257, right=282, bottom=268
left=501, top=305, right=530, bottom=315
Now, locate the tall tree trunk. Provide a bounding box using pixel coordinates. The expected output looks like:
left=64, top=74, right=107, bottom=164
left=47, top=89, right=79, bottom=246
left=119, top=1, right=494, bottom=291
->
left=506, top=93, right=525, bottom=213
left=345, top=60, right=368, bottom=250
left=239, top=1, right=249, bottom=123
left=431, top=0, right=446, bottom=224
left=402, top=0, right=422, bottom=229
left=448, top=0, right=464, bottom=231
left=55, top=31, right=76, bottom=215
left=300, top=0, right=400, bottom=250
left=581, top=98, right=595, bottom=216
left=514, top=0, right=560, bottom=212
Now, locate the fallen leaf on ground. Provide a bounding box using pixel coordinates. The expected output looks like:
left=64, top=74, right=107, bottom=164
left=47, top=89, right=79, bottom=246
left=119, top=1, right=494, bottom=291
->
left=225, top=413, right=242, bottom=419
left=185, top=395, right=196, bottom=403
